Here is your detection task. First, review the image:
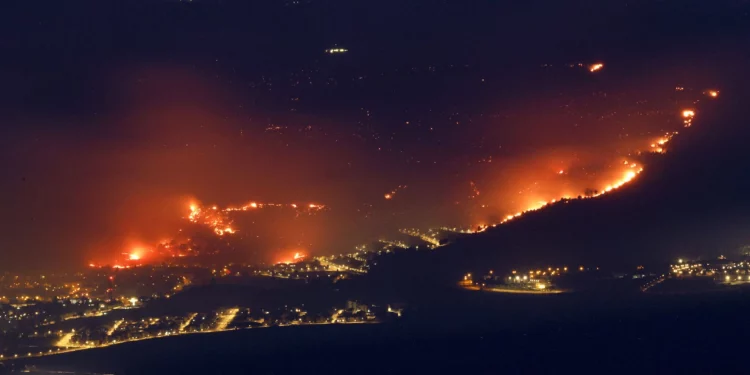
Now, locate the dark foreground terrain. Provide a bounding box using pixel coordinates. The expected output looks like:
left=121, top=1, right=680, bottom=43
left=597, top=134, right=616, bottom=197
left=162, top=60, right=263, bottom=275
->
left=9, top=288, right=750, bottom=375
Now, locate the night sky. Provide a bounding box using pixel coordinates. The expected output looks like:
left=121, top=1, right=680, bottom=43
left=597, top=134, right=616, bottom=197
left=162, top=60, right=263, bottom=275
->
left=1, top=0, right=748, bottom=271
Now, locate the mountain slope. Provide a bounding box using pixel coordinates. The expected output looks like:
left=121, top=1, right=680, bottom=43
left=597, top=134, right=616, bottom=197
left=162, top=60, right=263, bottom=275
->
left=366, top=83, right=750, bottom=287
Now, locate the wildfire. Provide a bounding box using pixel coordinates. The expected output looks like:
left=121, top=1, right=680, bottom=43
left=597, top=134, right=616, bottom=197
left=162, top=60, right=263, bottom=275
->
left=86, top=88, right=715, bottom=270
left=497, top=166, right=644, bottom=226
left=682, top=109, right=695, bottom=127
left=494, top=106, right=699, bottom=227
left=589, top=63, right=604, bottom=73
left=187, top=200, right=327, bottom=236
left=384, top=185, right=407, bottom=200
left=277, top=251, right=307, bottom=264
left=649, top=132, right=677, bottom=154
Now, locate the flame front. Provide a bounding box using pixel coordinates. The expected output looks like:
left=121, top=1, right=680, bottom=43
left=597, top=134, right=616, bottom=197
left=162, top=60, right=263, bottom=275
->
left=187, top=201, right=326, bottom=236
left=492, top=106, right=698, bottom=227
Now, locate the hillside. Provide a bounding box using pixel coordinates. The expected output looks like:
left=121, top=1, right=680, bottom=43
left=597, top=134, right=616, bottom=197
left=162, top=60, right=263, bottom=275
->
left=365, top=84, right=750, bottom=287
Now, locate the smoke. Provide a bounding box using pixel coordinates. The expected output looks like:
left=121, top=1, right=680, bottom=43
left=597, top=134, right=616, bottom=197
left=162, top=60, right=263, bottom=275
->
left=0, top=57, right=723, bottom=270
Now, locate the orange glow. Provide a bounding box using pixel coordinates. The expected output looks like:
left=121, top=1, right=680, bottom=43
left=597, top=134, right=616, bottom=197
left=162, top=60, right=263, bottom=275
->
left=498, top=162, right=647, bottom=224
left=186, top=200, right=327, bottom=237
left=494, top=107, right=693, bottom=227
left=384, top=185, right=407, bottom=200
left=648, top=132, right=677, bottom=154
left=707, top=90, right=719, bottom=98
left=84, top=94, right=704, bottom=270
left=682, top=109, right=695, bottom=127
left=126, top=246, right=147, bottom=262
left=276, top=251, right=307, bottom=264
left=589, top=63, right=604, bottom=72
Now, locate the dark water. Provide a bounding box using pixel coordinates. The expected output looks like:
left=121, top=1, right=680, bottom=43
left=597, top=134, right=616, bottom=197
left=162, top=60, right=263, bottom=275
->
left=12, top=289, right=750, bottom=374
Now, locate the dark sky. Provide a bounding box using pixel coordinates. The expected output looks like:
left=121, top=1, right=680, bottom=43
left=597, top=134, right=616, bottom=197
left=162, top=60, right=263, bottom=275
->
left=1, top=0, right=748, bottom=271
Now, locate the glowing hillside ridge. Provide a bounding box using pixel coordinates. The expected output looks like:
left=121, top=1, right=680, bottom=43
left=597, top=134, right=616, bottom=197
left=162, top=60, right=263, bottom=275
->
left=424, top=105, right=705, bottom=242
left=482, top=108, right=700, bottom=232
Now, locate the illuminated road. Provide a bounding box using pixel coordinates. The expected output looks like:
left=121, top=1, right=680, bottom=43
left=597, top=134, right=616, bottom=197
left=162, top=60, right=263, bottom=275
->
left=330, top=309, right=344, bottom=323
left=399, top=229, right=441, bottom=247
left=214, top=308, right=239, bottom=331
left=641, top=275, right=666, bottom=292
left=180, top=313, right=198, bottom=332
left=54, top=332, right=92, bottom=349
left=463, top=285, right=565, bottom=294
left=316, top=257, right=366, bottom=274
left=107, top=319, right=124, bottom=336
left=54, top=333, right=76, bottom=348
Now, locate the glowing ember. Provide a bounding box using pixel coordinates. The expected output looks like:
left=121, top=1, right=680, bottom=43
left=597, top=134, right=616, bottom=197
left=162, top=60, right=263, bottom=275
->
left=682, top=109, right=695, bottom=127
left=383, top=185, right=407, bottom=200
left=589, top=63, right=604, bottom=72
left=468, top=181, right=480, bottom=199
